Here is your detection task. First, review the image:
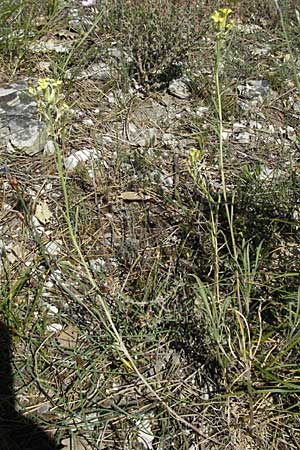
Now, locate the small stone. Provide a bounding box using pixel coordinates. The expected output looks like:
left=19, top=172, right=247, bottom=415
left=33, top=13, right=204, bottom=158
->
left=107, top=92, right=115, bottom=104
left=195, top=106, right=209, bottom=117
left=249, top=120, right=263, bottom=129
left=82, top=117, right=94, bottom=126
left=235, top=131, right=251, bottom=144
left=36, top=402, right=51, bottom=414
left=47, top=323, right=63, bottom=333
left=31, top=216, right=45, bottom=235
left=44, top=140, right=56, bottom=155
left=168, top=78, right=191, bottom=99
left=82, top=0, right=97, bottom=6
left=258, top=166, right=276, bottom=181
left=29, top=39, right=71, bottom=54
left=45, top=304, right=59, bottom=316
left=45, top=240, right=62, bottom=256
left=90, top=258, right=106, bottom=271
left=78, top=61, right=112, bottom=81
left=238, top=79, right=270, bottom=100
left=161, top=133, right=177, bottom=147
left=222, top=130, right=231, bottom=140
left=64, top=148, right=100, bottom=171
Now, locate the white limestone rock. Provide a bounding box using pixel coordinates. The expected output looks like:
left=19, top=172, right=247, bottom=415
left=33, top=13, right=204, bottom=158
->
left=0, top=80, right=48, bottom=155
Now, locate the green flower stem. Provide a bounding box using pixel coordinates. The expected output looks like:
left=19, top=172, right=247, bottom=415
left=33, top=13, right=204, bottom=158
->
left=213, top=16, right=242, bottom=312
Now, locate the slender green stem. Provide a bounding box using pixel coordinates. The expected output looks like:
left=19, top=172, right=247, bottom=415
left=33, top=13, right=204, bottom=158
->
left=214, top=35, right=241, bottom=310
left=215, top=40, right=226, bottom=203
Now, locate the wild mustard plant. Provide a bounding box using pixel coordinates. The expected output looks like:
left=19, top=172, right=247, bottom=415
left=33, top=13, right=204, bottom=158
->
left=191, top=9, right=238, bottom=370
left=206, top=12, right=265, bottom=402
left=210, top=9, right=242, bottom=308
left=29, top=77, right=70, bottom=226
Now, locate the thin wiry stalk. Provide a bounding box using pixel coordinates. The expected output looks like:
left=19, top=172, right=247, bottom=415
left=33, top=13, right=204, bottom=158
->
left=214, top=34, right=242, bottom=312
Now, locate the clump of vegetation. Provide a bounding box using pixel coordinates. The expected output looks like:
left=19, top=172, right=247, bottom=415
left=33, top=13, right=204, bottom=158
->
left=97, top=0, right=207, bottom=88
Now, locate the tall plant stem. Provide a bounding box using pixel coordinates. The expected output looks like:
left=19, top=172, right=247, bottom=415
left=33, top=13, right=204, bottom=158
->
left=214, top=38, right=241, bottom=310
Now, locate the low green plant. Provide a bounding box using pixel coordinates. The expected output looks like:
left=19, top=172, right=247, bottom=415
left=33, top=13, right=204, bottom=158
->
left=97, top=0, right=205, bottom=89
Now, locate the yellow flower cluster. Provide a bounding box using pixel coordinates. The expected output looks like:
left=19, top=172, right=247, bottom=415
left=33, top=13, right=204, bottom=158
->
left=211, top=8, right=234, bottom=36
left=28, top=78, right=68, bottom=126
left=29, top=78, right=65, bottom=106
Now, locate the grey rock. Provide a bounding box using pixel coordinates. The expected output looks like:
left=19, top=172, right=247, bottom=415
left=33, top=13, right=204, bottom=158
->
left=195, top=106, right=209, bottom=117
left=0, top=81, right=36, bottom=115
left=36, top=403, right=51, bottom=414
left=129, top=125, right=158, bottom=147
left=29, top=39, right=71, bottom=54
left=238, top=79, right=270, bottom=100
left=292, top=100, right=300, bottom=112
left=45, top=240, right=62, bottom=256
left=0, top=81, right=48, bottom=155
left=161, top=133, right=177, bottom=147
left=107, top=46, right=132, bottom=64
left=234, top=131, right=251, bottom=144
left=78, top=61, right=113, bottom=81
left=44, top=139, right=56, bottom=155
left=168, top=78, right=191, bottom=99
left=7, top=117, right=48, bottom=155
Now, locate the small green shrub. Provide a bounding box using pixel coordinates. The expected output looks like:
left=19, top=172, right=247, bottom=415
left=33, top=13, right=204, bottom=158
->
left=99, top=0, right=206, bottom=88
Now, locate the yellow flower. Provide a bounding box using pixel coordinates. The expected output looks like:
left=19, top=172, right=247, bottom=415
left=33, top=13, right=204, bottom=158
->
left=36, top=78, right=62, bottom=93
left=211, top=10, right=222, bottom=24
left=189, top=147, right=202, bottom=163
left=37, top=78, right=50, bottom=91
left=60, top=102, right=69, bottom=111
left=51, top=79, right=62, bottom=89
left=220, top=8, right=233, bottom=16
left=226, top=22, right=234, bottom=32
left=211, top=7, right=233, bottom=35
